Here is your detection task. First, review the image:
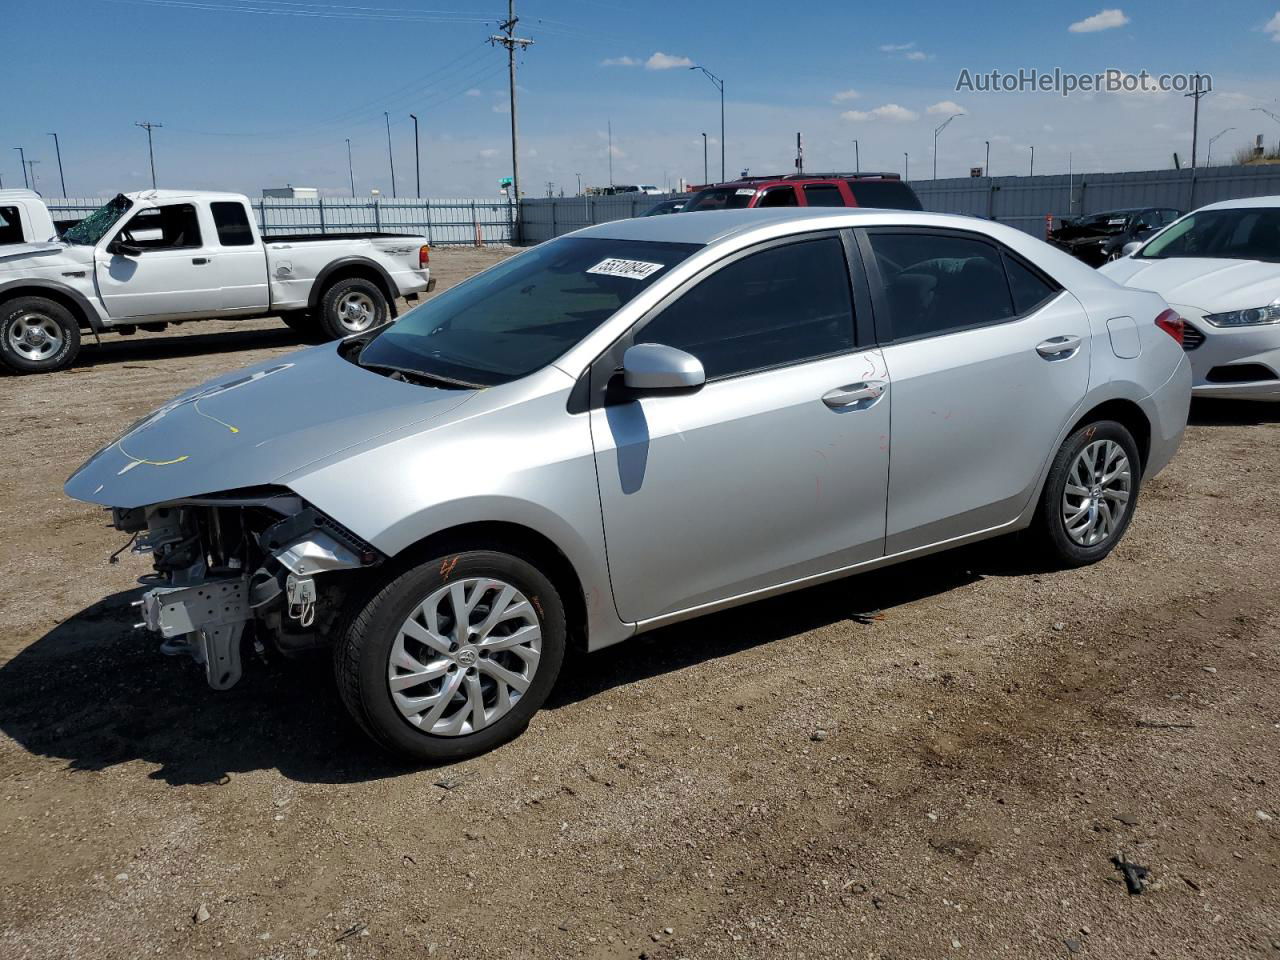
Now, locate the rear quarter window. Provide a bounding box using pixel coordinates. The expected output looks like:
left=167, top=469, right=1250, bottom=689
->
left=847, top=182, right=923, bottom=211
left=0, top=206, right=23, bottom=244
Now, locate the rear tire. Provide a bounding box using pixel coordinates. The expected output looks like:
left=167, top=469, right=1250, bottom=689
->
left=334, top=549, right=567, bottom=762
left=316, top=277, right=389, bottom=341
left=0, top=296, right=81, bottom=374
left=1030, top=419, right=1142, bottom=568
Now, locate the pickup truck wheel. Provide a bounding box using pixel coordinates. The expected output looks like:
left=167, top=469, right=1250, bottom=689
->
left=0, top=296, right=82, bottom=374
left=334, top=549, right=567, bottom=762
left=318, top=278, right=389, bottom=340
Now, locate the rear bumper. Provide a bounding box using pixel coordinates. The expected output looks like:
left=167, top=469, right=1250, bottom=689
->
left=1139, top=352, right=1192, bottom=479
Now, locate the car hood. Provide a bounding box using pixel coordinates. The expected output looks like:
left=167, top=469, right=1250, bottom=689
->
left=1100, top=256, right=1280, bottom=313
left=65, top=343, right=477, bottom=509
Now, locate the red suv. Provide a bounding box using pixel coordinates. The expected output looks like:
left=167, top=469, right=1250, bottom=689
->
left=684, top=173, right=922, bottom=212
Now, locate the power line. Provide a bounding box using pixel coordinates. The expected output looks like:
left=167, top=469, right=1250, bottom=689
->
left=98, top=0, right=500, bottom=22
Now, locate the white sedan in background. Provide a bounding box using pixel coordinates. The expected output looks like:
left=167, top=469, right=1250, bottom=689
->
left=1102, top=196, right=1280, bottom=400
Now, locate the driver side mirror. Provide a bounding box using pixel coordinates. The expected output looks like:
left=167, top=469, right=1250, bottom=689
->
left=622, top=343, right=705, bottom=392
left=1120, top=241, right=1143, bottom=257
left=108, top=238, right=143, bottom=258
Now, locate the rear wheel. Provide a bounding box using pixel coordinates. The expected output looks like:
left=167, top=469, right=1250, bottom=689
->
left=1030, top=420, right=1141, bottom=567
left=334, top=549, right=567, bottom=762
left=0, top=296, right=82, bottom=374
left=316, top=277, right=389, bottom=340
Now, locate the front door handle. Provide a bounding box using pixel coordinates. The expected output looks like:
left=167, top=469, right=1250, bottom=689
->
left=822, top=380, right=887, bottom=409
left=1036, top=335, right=1082, bottom=358
left=192, top=257, right=210, bottom=265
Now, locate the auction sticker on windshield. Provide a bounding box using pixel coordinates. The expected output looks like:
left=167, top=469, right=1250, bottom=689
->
left=586, top=258, right=666, bottom=280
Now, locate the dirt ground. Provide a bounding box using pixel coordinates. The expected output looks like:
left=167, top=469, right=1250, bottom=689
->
left=0, top=246, right=1277, bottom=960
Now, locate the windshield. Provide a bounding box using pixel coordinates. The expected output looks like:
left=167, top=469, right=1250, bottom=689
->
left=62, top=195, right=132, bottom=246
left=685, top=187, right=756, bottom=211
left=1138, top=207, right=1280, bottom=262
left=357, top=236, right=701, bottom=386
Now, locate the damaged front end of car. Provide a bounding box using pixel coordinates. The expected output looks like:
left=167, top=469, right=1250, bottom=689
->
left=112, top=488, right=383, bottom=690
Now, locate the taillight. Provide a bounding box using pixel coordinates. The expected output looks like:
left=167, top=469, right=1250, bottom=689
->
left=1154, top=308, right=1183, bottom=346
left=418, top=244, right=430, bottom=269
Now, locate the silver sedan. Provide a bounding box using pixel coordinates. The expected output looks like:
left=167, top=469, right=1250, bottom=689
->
left=66, top=208, right=1192, bottom=761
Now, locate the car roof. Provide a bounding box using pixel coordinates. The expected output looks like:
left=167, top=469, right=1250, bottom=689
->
left=123, top=189, right=249, bottom=203
left=0, top=189, right=43, bottom=202
left=1198, top=195, right=1280, bottom=212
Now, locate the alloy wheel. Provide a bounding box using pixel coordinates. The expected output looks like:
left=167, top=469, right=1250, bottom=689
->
left=387, top=577, right=542, bottom=736
left=7, top=312, right=63, bottom=362
left=336, top=291, right=377, bottom=333
left=1061, top=439, right=1131, bottom=546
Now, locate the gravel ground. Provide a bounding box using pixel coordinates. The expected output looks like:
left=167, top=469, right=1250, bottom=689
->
left=0, top=245, right=1277, bottom=959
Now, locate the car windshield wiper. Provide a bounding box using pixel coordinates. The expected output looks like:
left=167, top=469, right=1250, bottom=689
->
left=359, top=361, right=482, bottom=390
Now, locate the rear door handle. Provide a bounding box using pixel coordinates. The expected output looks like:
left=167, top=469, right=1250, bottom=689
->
left=192, top=257, right=210, bottom=265
left=822, top=380, right=887, bottom=409
left=1036, top=335, right=1082, bottom=358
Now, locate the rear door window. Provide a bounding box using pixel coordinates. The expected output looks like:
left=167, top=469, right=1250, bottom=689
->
left=757, top=186, right=798, bottom=208
left=867, top=231, right=1015, bottom=340
left=1003, top=253, right=1061, bottom=315
left=803, top=184, right=846, bottom=207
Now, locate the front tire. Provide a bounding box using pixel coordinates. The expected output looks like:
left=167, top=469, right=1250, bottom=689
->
left=1030, top=419, right=1141, bottom=568
left=334, top=549, right=567, bottom=762
left=0, top=296, right=82, bottom=374
left=316, top=277, right=389, bottom=340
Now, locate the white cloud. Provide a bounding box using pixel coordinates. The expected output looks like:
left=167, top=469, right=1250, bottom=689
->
left=879, top=42, right=915, bottom=52
left=464, top=88, right=481, bottom=97
left=1068, top=8, right=1130, bottom=32
left=478, top=148, right=499, bottom=159
left=831, top=89, right=861, bottom=103
left=645, top=51, right=694, bottom=70
left=905, top=50, right=932, bottom=61
left=1267, top=12, right=1280, bottom=41
left=927, top=100, right=966, bottom=115
left=600, top=56, right=640, bottom=67
left=841, top=103, right=919, bottom=123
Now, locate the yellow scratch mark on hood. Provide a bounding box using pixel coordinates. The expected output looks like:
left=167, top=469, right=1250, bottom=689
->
left=114, top=439, right=190, bottom=474
left=194, top=399, right=240, bottom=434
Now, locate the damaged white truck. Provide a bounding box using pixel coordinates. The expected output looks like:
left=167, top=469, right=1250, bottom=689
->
left=0, top=189, right=432, bottom=373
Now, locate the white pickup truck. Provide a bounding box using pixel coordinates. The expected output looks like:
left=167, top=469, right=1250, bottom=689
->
left=0, top=189, right=432, bottom=373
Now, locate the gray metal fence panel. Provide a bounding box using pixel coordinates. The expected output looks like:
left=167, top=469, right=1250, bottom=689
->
left=44, top=196, right=515, bottom=246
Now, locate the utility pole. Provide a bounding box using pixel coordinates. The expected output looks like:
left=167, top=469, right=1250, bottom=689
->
left=690, top=65, right=725, bottom=181
left=1185, top=73, right=1208, bottom=169
left=345, top=138, right=355, bottom=197
left=904, top=152, right=909, bottom=181
left=852, top=139, right=859, bottom=174
left=795, top=132, right=804, bottom=174
left=383, top=112, right=397, bottom=198
left=701, top=132, right=708, bottom=184
left=932, top=113, right=960, bottom=180
left=489, top=0, right=533, bottom=205
left=409, top=113, right=421, bottom=197
left=575, top=172, right=582, bottom=195
left=1029, top=145, right=1035, bottom=177
left=607, top=119, right=613, bottom=186
left=14, top=147, right=28, bottom=189
left=48, top=132, right=66, bottom=196
left=136, top=121, right=162, bottom=188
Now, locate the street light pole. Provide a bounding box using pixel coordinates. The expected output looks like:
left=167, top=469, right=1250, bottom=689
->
left=384, top=112, right=397, bottom=198
left=345, top=138, right=355, bottom=197
left=47, top=132, right=66, bottom=196
left=701, top=132, right=708, bottom=184
left=984, top=139, right=991, bottom=178
left=1205, top=127, right=1234, bottom=167
left=932, top=113, right=960, bottom=180
left=575, top=172, right=582, bottom=195
left=1029, top=144, right=1035, bottom=177
left=904, top=152, right=909, bottom=181
left=852, top=139, right=859, bottom=174
left=690, top=65, right=725, bottom=181
left=409, top=113, right=421, bottom=197
left=14, top=147, right=28, bottom=189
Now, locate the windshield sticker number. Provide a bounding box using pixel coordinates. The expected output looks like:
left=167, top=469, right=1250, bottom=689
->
left=735, top=188, right=756, bottom=196
left=586, top=258, right=666, bottom=281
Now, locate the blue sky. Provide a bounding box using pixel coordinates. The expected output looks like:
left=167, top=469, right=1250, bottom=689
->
left=4, top=0, right=1280, bottom=198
